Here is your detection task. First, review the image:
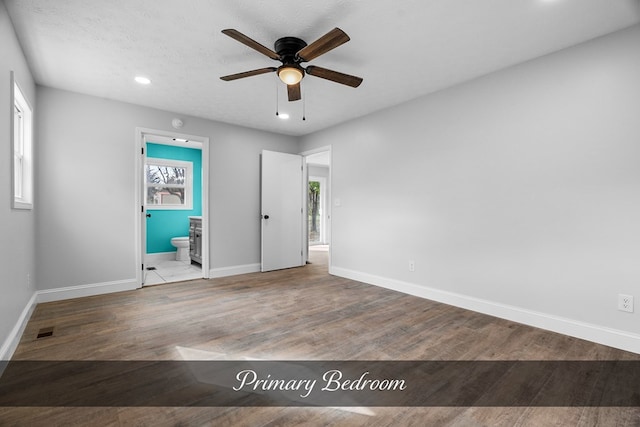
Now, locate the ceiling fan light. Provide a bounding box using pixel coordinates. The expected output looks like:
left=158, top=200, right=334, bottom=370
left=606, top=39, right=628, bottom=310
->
left=278, top=66, right=303, bottom=85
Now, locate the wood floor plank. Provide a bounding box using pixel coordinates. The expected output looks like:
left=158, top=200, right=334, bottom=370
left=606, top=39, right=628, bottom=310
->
left=1, top=249, right=639, bottom=425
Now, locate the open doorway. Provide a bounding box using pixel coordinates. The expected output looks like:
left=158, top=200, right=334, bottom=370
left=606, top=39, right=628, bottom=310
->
left=304, top=148, right=331, bottom=270
left=135, top=128, right=210, bottom=287
left=308, top=176, right=327, bottom=245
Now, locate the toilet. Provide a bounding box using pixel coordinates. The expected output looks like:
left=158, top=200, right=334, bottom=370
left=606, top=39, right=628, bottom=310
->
left=170, top=237, right=190, bottom=261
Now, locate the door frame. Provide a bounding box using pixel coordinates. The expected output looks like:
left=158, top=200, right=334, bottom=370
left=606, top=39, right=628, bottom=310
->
left=299, top=145, right=332, bottom=268
left=135, top=127, right=210, bottom=286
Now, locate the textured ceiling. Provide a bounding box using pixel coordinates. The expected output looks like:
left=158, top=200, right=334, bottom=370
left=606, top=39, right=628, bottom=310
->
left=5, top=0, right=640, bottom=136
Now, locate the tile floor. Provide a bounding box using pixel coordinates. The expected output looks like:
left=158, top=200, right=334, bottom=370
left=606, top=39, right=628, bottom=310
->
left=144, top=259, right=202, bottom=286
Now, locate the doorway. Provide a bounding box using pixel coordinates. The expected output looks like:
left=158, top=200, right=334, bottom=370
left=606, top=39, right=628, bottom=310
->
left=135, top=128, right=210, bottom=287
left=308, top=176, right=327, bottom=245
left=303, top=147, right=331, bottom=270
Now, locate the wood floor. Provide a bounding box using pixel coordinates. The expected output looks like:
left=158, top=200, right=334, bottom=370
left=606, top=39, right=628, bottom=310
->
left=2, top=249, right=639, bottom=426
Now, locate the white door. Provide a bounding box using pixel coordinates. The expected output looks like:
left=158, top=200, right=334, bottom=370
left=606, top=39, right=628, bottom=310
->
left=261, top=150, right=304, bottom=272
left=141, top=147, right=148, bottom=285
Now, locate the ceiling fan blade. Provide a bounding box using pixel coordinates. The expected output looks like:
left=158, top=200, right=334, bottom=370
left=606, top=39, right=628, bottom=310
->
left=296, top=28, right=350, bottom=62
left=220, top=67, right=277, bottom=81
left=287, top=83, right=301, bottom=102
left=305, top=66, right=363, bottom=88
left=221, top=29, right=280, bottom=60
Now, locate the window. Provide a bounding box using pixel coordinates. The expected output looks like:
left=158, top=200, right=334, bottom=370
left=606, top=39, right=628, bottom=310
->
left=12, top=74, right=33, bottom=210
left=145, top=158, right=193, bottom=209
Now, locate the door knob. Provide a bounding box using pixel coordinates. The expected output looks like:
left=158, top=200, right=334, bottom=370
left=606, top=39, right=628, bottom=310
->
left=263, top=214, right=270, bottom=219
left=146, top=213, right=151, bottom=218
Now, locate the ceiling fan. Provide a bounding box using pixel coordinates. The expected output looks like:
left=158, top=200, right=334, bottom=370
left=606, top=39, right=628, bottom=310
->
left=220, top=28, right=363, bottom=102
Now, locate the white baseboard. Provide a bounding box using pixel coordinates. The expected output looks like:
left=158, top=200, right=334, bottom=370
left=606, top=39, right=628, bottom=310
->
left=209, top=263, right=261, bottom=278
left=36, top=279, right=139, bottom=303
left=330, top=266, right=640, bottom=355
left=145, top=252, right=176, bottom=265
left=0, top=292, right=38, bottom=361
left=9, top=265, right=636, bottom=360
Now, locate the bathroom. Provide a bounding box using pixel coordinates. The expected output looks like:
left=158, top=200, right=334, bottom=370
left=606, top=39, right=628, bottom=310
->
left=144, top=140, right=203, bottom=285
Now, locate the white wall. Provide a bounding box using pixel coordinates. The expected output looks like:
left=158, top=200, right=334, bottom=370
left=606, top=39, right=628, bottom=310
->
left=35, top=87, right=298, bottom=292
left=0, top=3, right=37, bottom=359
left=300, top=25, right=640, bottom=352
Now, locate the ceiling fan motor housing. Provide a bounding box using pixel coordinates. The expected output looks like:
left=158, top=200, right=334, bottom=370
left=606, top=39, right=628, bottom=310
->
left=274, top=37, right=307, bottom=64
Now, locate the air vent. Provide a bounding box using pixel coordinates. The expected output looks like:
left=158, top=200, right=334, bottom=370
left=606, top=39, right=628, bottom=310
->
left=36, top=326, right=54, bottom=339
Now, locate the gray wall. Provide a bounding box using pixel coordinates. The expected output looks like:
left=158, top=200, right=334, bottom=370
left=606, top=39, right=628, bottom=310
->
left=0, top=2, right=37, bottom=357
left=301, top=25, right=640, bottom=339
left=36, top=87, right=298, bottom=290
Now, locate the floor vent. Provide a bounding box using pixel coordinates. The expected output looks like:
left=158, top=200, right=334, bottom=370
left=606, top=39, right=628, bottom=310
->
left=36, top=327, right=54, bottom=339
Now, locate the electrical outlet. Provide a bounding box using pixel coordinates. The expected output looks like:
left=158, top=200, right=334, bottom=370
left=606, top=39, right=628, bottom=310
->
left=408, top=260, right=415, bottom=272
left=618, top=294, right=634, bottom=313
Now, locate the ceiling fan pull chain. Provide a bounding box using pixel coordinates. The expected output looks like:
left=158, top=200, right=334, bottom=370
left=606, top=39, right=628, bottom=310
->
left=275, top=76, right=279, bottom=116
left=302, top=88, right=306, bottom=121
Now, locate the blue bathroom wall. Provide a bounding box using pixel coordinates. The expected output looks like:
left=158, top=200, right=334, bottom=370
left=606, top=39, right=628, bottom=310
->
left=146, top=142, right=202, bottom=254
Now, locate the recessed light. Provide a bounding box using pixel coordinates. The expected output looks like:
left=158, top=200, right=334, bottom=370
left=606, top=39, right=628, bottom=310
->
left=135, top=76, right=151, bottom=85
left=278, top=113, right=290, bottom=120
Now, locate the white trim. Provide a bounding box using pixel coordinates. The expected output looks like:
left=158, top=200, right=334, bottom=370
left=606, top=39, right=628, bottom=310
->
left=299, top=145, right=332, bottom=159
left=302, top=160, right=308, bottom=263
left=0, top=293, right=38, bottom=360
left=330, top=266, right=640, bottom=355
left=13, top=200, right=33, bottom=210
left=209, top=263, right=261, bottom=278
left=36, top=279, right=138, bottom=303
